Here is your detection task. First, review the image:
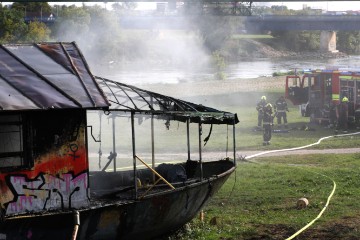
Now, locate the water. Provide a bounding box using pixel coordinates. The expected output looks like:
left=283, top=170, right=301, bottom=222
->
left=101, top=55, right=360, bottom=85
left=226, top=56, right=360, bottom=79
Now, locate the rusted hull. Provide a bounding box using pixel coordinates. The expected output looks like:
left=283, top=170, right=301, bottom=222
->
left=1, top=162, right=235, bottom=240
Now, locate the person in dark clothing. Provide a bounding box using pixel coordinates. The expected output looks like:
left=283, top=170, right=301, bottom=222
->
left=256, top=96, right=267, bottom=128
left=263, top=103, right=273, bottom=145
left=328, top=102, right=337, bottom=128
left=275, top=96, right=289, bottom=128
left=336, top=96, right=349, bottom=133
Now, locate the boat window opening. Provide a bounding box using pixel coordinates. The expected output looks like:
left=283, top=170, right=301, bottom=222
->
left=31, top=110, right=84, bottom=158
left=0, top=114, right=28, bottom=168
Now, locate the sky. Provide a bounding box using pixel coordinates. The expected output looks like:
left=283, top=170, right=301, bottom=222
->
left=44, top=1, right=360, bottom=12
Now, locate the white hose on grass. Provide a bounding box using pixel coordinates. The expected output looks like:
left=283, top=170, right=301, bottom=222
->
left=243, top=131, right=360, bottom=239
left=245, top=131, right=360, bottom=160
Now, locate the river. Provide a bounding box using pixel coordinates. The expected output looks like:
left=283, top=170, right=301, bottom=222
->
left=100, top=55, right=360, bottom=85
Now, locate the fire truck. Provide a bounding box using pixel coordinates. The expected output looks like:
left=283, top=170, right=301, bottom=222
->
left=285, top=68, right=360, bottom=125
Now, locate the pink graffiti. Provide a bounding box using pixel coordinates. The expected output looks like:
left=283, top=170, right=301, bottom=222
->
left=6, top=173, right=89, bottom=215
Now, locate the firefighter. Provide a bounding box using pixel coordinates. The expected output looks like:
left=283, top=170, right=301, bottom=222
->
left=263, top=103, right=273, bottom=145
left=256, top=96, right=267, bottom=128
left=328, top=102, right=338, bottom=128
left=275, top=96, right=289, bottom=128
left=336, top=96, right=349, bottom=133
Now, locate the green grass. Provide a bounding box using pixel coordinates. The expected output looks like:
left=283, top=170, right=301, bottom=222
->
left=172, top=153, right=360, bottom=239
left=168, top=86, right=360, bottom=239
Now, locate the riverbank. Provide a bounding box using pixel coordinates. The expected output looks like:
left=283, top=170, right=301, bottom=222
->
left=140, top=76, right=285, bottom=98
left=236, top=38, right=349, bottom=59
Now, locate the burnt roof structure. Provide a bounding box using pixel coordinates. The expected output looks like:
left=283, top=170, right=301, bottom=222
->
left=96, top=77, right=239, bottom=124
left=0, top=42, right=109, bottom=110
left=0, top=42, right=238, bottom=125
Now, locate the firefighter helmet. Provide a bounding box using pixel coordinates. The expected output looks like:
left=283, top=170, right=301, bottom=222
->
left=342, top=97, right=349, bottom=102
left=265, top=103, right=272, bottom=108
left=261, top=96, right=266, bottom=101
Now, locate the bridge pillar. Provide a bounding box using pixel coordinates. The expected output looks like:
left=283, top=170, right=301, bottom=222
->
left=320, top=31, right=338, bottom=52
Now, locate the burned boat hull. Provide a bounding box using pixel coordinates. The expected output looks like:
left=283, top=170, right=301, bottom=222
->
left=0, top=42, right=239, bottom=240
left=1, top=160, right=235, bottom=240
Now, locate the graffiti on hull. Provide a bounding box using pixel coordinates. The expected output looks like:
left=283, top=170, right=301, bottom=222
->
left=6, top=172, right=89, bottom=215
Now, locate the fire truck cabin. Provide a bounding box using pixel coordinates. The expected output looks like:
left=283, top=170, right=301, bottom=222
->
left=285, top=68, right=360, bottom=125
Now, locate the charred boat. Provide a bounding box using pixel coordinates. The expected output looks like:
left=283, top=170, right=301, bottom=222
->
left=0, top=42, right=238, bottom=239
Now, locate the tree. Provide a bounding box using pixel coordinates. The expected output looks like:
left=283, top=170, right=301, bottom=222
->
left=337, top=31, right=360, bottom=54
left=271, top=30, right=320, bottom=52
left=51, top=5, right=91, bottom=43
left=195, top=16, right=237, bottom=52
left=85, top=5, right=124, bottom=63
left=24, top=21, right=51, bottom=42
left=12, top=2, right=52, bottom=18
left=0, top=6, right=27, bottom=43
left=111, top=2, right=137, bottom=13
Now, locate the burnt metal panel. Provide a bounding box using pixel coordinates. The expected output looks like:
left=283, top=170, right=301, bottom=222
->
left=0, top=47, right=78, bottom=109
left=0, top=77, right=38, bottom=110
left=7, top=44, right=90, bottom=107
left=59, top=42, right=109, bottom=107
left=0, top=42, right=109, bottom=111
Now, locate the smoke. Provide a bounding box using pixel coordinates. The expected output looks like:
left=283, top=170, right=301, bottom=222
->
left=52, top=6, right=211, bottom=81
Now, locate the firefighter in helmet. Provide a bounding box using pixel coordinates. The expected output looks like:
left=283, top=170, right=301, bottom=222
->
left=256, top=96, right=267, bottom=128
left=336, top=96, right=349, bottom=133
left=263, top=103, right=273, bottom=145
left=275, top=96, right=289, bottom=128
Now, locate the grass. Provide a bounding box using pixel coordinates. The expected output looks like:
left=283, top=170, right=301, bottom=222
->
left=172, top=153, right=360, bottom=239
left=185, top=90, right=360, bottom=151
left=168, top=84, right=360, bottom=239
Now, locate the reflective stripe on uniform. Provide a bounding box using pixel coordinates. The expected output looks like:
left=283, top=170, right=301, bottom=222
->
left=332, top=94, right=340, bottom=100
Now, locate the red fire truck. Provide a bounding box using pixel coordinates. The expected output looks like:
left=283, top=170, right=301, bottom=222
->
left=285, top=68, right=360, bottom=125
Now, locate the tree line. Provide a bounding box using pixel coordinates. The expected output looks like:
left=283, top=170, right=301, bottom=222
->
left=0, top=2, right=359, bottom=67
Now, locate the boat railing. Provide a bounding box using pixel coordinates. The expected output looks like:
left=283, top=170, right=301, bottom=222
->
left=135, top=155, right=175, bottom=199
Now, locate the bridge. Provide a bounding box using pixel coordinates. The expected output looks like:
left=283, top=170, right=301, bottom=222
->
left=20, top=0, right=359, bottom=53
left=118, top=14, right=359, bottom=52
left=118, top=15, right=360, bottom=31
left=244, top=15, right=360, bottom=52
left=244, top=15, right=360, bottom=31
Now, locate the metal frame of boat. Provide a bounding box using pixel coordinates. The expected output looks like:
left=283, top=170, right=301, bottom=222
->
left=0, top=42, right=238, bottom=239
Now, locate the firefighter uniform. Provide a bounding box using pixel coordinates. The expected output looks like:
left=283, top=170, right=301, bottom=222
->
left=256, top=96, right=267, bottom=127
left=263, top=103, right=273, bottom=145
left=275, top=96, right=288, bottom=128
left=336, top=97, right=349, bottom=133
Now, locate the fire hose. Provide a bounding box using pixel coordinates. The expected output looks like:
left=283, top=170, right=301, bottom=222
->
left=243, top=131, right=360, bottom=239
